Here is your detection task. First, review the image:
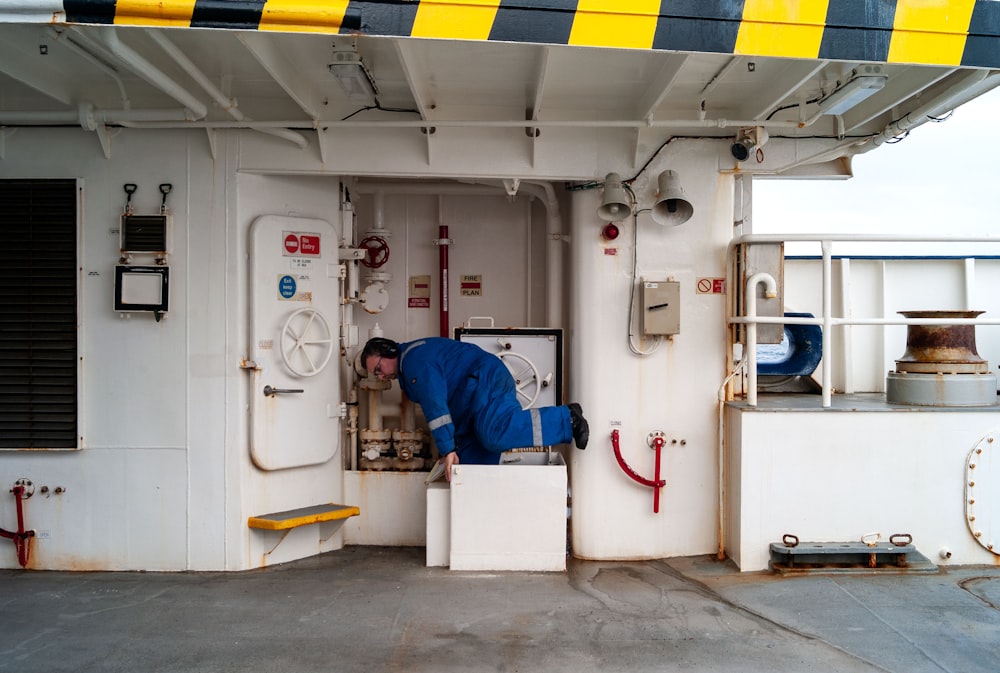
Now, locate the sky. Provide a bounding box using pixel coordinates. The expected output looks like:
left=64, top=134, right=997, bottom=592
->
left=753, top=84, right=1000, bottom=254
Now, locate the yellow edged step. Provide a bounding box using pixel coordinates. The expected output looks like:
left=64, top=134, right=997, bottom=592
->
left=248, top=504, right=360, bottom=531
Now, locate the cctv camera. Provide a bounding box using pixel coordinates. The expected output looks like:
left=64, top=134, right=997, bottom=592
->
left=731, top=140, right=753, bottom=162
left=731, top=126, right=768, bottom=162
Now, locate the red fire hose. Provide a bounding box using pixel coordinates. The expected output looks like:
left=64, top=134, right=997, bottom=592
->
left=0, top=485, right=35, bottom=567
left=611, top=429, right=666, bottom=513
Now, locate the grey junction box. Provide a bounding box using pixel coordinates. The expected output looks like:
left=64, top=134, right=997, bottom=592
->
left=641, top=279, right=680, bottom=336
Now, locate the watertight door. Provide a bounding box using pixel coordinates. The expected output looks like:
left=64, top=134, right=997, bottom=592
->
left=248, top=215, right=341, bottom=470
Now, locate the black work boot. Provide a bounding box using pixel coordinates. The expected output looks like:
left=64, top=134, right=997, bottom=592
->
left=568, top=403, right=589, bottom=450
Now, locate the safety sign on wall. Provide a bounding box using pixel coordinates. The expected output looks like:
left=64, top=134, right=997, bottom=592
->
left=281, top=231, right=321, bottom=257
left=408, top=274, right=431, bottom=308
left=696, top=277, right=726, bottom=294
left=460, top=274, right=483, bottom=297
left=277, top=273, right=312, bottom=301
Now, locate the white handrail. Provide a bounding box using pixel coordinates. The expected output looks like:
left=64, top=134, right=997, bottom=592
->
left=727, top=233, right=1000, bottom=408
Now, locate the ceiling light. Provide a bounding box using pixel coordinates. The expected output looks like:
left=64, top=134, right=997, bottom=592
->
left=818, top=68, right=887, bottom=115
left=329, top=51, right=379, bottom=105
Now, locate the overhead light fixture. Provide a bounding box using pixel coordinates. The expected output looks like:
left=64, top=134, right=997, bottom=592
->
left=652, top=170, right=693, bottom=226
left=817, top=67, right=887, bottom=115
left=328, top=50, right=379, bottom=105
left=597, top=173, right=632, bottom=222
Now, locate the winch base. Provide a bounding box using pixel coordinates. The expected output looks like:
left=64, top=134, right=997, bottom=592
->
left=886, top=372, right=998, bottom=407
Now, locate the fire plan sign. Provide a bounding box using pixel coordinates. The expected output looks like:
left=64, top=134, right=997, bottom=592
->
left=282, top=231, right=321, bottom=257
left=409, top=275, right=431, bottom=308
left=460, top=274, right=483, bottom=297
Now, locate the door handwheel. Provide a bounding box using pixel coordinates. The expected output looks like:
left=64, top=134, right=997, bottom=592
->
left=279, top=307, right=334, bottom=377
left=498, top=351, right=542, bottom=409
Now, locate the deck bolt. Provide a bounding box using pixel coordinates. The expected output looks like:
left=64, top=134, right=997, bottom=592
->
left=975, top=531, right=983, bottom=537
left=970, top=463, right=977, bottom=469
left=988, top=437, right=994, bottom=443
left=970, top=498, right=976, bottom=504
left=969, top=481, right=976, bottom=487
left=970, top=516, right=976, bottom=522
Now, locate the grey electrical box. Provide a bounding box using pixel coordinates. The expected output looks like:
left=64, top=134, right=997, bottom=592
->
left=641, top=279, right=680, bottom=336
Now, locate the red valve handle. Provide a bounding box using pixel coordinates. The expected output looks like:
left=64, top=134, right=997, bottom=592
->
left=358, top=235, right=390, bottom=268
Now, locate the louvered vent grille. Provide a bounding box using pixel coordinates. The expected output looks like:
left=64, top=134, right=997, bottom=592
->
left=0, top=179, right=78, bottom=449
left=121, top=214, right=168, bottom=252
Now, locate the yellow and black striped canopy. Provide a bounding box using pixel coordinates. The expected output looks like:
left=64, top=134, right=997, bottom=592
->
left=60, top=0, right=1000, bottom=68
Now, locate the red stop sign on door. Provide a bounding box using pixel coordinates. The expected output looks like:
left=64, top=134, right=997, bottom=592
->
left=284, top=233, right=299, bottom=254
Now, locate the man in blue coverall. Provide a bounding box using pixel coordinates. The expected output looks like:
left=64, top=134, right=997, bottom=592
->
left=360, top=337, right=589, bottom=481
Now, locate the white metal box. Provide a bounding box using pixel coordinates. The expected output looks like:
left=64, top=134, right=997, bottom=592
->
left=449, top=452, right=567, bottom=571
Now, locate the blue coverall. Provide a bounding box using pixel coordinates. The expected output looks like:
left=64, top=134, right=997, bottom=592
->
left=397, top=338, right=573, bottom=465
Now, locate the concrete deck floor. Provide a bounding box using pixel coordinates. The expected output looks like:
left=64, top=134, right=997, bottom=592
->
left=1, top=546, right=998, bottom=673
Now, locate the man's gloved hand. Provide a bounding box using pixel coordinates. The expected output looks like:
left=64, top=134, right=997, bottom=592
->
left=444, top=451, right=460, bottom=482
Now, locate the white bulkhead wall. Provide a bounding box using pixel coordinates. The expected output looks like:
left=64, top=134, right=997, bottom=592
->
left=0, top=128, right=232, bottom=570
left=0, top=128, right=350, bottom=571
left=569, top=143, right=734, bottom=560
left=0, top=123, right=736, bottom=569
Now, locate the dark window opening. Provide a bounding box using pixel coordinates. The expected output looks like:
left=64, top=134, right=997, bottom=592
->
left=0, top=179, right=78, bottom=448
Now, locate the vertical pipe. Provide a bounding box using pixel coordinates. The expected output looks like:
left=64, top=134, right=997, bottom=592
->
left=821, top=240, right=833, bottom=408
left=839, top=258, right=854, bottom=394
left=964, top=257, right=976, bottom=311
left=747, top=317, right=758, bottom=407
left=653, top=437, right=663, bottom=514
left=877, top=259, right=887, bottom=385
left=439, top=224, right=449, bottom=337
left=401, top=394, right=416, bottom=432
left=746, top=272, right=777, bottom=407
left=348, top=386, right=359, bottom=471
left=368, top=388, right=383, bottom=430
left=374, top=191, right=385, bottom=231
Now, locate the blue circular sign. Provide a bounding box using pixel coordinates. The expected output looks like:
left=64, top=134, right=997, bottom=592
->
left=278, top=275, right=297, bottom=299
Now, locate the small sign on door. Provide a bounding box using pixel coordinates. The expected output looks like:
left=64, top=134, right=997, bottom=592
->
left=277, top=274, right=311, bottom=301
left=282, top=231, right=321, bottom=257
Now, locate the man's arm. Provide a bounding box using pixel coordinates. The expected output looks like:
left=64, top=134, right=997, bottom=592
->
left=402, top=358, right=456, bottom=457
